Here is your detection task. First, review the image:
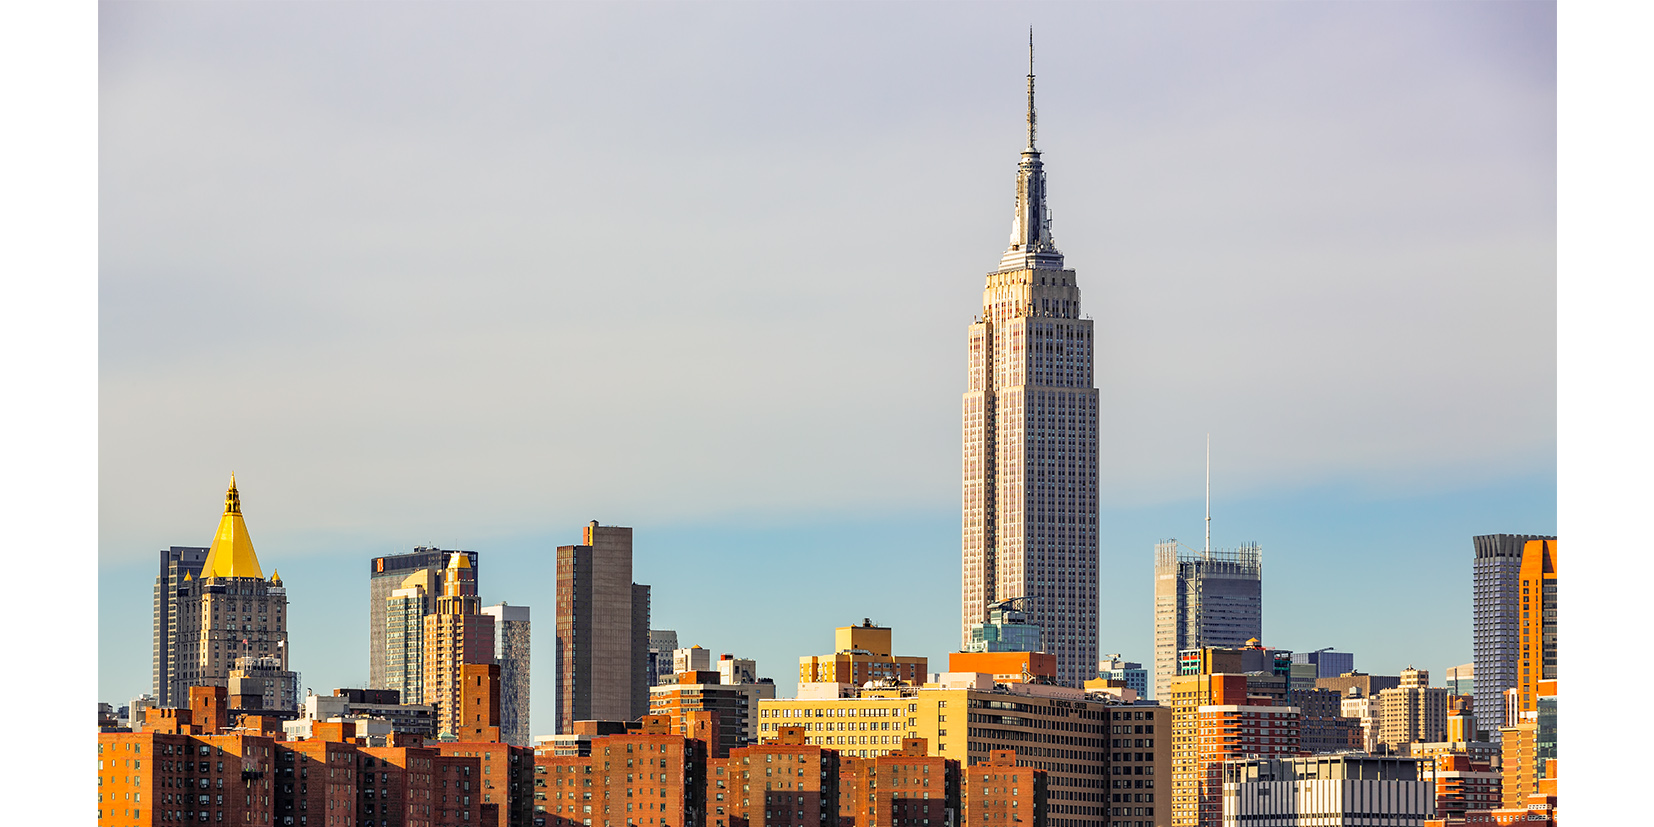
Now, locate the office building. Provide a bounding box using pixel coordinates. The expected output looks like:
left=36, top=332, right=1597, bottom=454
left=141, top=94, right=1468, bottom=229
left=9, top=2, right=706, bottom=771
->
left=758, top=680, right=1114, bottom=827
left=1285, top=687, right=1362, bottom=755
left=424, top=551, right=496, bottom=737
left=153, top=545, right=209, bottom=708
left=369, top=545, right=480, bottom=690
left=798, top=621, right=928, bottom=688
left=1288, top=649, right=1354, bottom=680
left=483, top=602, right=533, bottom=747
left=161, top=476, right=291, bottom=707
left=1177, top=643, right=1289, bottom=680
left=1166, top=673, right=1301, bottom=827
left=1443, top=663, right=1474, bottom=698
left=1286, top=663, right=1319, bottom=693
left=1107, top=702, right=1172, bottom=827
left=650, top=670, right=776, bottom=753
left=385, top=567, right=439, bottom=710
left=555, top=521, right=652, bottom=731
left=1221, top=755, right=1437, bottom=827
left=1515, top=540, right=1557, bottom=717
left=1374, top=668, right=1449, bottom=754
left=1098, top=655, right=1149, bottom=700
left=1314, top=673, right=1400, bottom=698
left=718, top=654, right=759, bottom=686
left=227, top=654, right=300, bottom=715
left=1432, top=754, right=1501, bottom=820
left=960, top=45, right=1100, bottom=689
left=1153, top=543, right=1263, bottom=701
left=651, top=630, right=680, bottom=686
left=677, top=645, right=713, bottom=675
left=1471, top=533, right=1554, bottom=742
left=966, top=597, right=1045, bottom=653
left=1196, top=700, right=1302, bottom=827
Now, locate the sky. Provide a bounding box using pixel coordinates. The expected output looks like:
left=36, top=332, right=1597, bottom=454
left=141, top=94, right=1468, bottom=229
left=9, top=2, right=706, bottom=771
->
left=97, top=2, right=1557, bottom=739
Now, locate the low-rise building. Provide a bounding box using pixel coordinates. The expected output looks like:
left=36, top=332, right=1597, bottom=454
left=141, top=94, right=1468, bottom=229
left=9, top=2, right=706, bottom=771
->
left=964, top=749, right=1044, bottom=827
left=533, top=715, right=709, bottom=827
left=759, top=680, right=1112, bottom=827
left=1431, top=754, right=1500, bottom=820
left=1107, top=702, right=1171, bottom=827
left=710, top=725, right=838, bottom=827
left=1221, top=755, right=1436, bottom=827
left=1097, top=656, right=1149, bottom=700
left=838, top=737, right=961, bottom=827
left=650, top=671, right=776, bottom=754
left=798, top=622, right=927, bottom=688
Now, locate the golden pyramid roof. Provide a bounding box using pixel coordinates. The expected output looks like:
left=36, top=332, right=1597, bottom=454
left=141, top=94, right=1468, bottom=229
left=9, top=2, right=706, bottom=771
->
left=200, top=474, right=264, bottom=579
left=447, top=552, right=470, bottom=570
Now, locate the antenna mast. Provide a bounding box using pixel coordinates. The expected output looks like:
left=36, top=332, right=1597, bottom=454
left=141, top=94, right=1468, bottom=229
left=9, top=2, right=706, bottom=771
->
left=1204, top=434, right=1211, bottom=557
left=1026, top=28, right=1037, bottom=150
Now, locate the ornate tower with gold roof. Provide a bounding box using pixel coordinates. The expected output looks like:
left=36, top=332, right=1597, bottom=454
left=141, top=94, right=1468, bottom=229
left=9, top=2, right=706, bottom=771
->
left=423, top=550, right=496, bottom=737
left=163, top=476, right=294, bottom=709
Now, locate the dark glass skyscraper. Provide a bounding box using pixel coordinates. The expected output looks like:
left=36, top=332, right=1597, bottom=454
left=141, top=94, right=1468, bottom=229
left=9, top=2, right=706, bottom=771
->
left=366, top=546, right=478, bottom=690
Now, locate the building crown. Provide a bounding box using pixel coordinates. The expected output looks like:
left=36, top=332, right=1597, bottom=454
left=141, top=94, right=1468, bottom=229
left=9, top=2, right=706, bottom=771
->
left=201, top=473, right=265, bottom=579
left=999, top=30, right=1064, bottom=274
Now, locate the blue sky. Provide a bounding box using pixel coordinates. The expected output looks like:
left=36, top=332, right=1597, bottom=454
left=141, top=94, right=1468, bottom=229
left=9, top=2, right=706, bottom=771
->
left=96, top=2, right=1557, bottom=738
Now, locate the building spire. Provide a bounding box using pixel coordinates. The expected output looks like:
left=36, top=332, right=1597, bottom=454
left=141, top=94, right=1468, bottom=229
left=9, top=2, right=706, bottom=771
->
left=1026, top=28, right=1037, bottom=151
left=1204, top=434, right=1211, bottom=557
left=999, top=30, right=1063, bottom=273
left=201, top=473, right=264, bottom=579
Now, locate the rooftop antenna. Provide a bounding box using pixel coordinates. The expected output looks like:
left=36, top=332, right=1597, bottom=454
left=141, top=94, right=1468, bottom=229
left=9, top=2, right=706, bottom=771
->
left=1204, top=434, right=1211, bottom=558
left=1026, top=28, right=1037, bottom=150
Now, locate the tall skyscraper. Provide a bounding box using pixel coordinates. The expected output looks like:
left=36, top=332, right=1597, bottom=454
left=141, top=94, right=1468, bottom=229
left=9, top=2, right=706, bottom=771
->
left=367, top=545, right=479, bottom=690
left=1471, top=533, right=1555, bottom=741
left=153, top=545, right=209, bottom=707
left=385, top=568, right=438, bottom=707
left=1515, top=539, right=1557, bottom=718
left=422, top=551, right=495, bottom=737
left=481, top=602, right=531, bottom=746
left=162, top=476, right=291, bottom=707
left=960, top=38, right=1099, bottom=688
left=1152, top=541, right=1263, bottom=701
left=555, top=521, right=652, bottom=731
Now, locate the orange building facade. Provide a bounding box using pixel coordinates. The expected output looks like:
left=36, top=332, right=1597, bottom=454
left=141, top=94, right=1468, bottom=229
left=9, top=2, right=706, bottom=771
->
left=1192, top=700, right=1301, bottom=827
left=836, top=737, right=960, bottom=827
left=964, top=749, right=1044, bottom=827
left=533, top=716, right=710, bottom=827
left=947, top=652, right=1057, bottom=684
left=710, top=726, right=840, bottom=827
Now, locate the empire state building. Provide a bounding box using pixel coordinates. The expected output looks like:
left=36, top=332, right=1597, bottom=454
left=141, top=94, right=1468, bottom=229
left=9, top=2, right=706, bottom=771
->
left=961, top=46, right=1099, bottom=687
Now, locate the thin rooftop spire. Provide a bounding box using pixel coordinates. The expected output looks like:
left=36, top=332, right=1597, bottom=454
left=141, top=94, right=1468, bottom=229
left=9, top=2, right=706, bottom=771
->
left=1026, top=28, right=1037, bottom=151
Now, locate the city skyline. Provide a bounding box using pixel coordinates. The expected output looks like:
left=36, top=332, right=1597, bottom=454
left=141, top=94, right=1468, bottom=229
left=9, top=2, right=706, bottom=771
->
left=97, top=3, right=1556, bottom=738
